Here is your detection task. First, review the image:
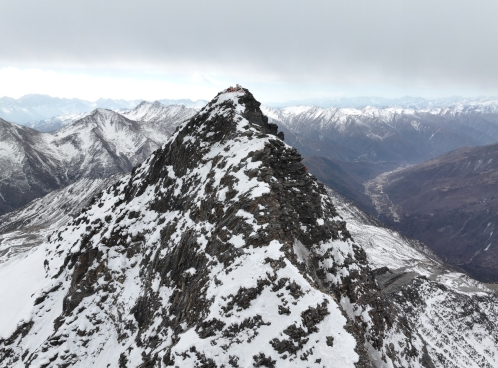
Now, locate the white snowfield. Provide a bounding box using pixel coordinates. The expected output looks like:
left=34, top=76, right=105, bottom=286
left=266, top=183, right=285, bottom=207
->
left=0, top=90, right=497, bottom=368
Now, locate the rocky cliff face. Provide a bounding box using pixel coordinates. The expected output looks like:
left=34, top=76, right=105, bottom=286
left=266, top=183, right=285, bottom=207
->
left=0, top=88, right=496, bottom=368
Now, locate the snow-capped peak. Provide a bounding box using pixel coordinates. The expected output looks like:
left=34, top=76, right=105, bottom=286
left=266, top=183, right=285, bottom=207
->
left=1, top=87, right=497, bottom=368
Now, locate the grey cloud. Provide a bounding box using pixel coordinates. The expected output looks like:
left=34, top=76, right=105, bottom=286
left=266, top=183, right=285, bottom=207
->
left=1, top=0, right=497, bottom=94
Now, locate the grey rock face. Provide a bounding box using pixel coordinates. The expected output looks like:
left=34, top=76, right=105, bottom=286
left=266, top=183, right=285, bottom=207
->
left=0, top=118, right=65, bottom=215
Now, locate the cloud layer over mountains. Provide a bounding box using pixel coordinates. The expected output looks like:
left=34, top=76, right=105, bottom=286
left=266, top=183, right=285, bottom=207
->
left=1, top=0, right=498, bottom=99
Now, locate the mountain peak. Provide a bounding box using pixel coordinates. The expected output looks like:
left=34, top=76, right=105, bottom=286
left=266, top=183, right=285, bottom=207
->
left=91, top=107, right=116, bottom=116
left=4, top=87, right=486, bottom=368
left=191, top=86, right=284, bottom=141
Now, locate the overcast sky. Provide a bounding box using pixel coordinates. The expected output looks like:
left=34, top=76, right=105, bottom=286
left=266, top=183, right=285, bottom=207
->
left=1, top=0, right=497, bottom=103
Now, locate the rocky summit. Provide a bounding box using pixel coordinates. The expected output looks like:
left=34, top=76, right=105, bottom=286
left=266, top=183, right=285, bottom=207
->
left=0, top=88, right=497, bottom=368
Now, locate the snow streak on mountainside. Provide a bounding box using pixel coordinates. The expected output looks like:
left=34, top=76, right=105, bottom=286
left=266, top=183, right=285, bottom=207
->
left=0, top=103, right=197, bottom=215
left=0, top=88, right=437, bottom=368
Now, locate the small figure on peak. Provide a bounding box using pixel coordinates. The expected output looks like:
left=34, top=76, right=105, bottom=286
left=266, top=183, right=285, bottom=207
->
left=227, top=84, right=243, bottom=92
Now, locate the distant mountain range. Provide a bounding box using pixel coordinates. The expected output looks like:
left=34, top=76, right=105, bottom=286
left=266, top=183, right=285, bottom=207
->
left=0, top=94, right=207, bottom=125
left=0, top=102, right=197, bottom=215
left=268, top=95, right=498, bottom=109
left=263, top=101, right=498, bottom=165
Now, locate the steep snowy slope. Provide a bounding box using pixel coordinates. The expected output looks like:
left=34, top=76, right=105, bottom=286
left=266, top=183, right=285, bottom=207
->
left=0, top=118, right=65, bottom=215
left=1, top=88, right=497, bottom=368
left=51, top=108, right=154, bottom=179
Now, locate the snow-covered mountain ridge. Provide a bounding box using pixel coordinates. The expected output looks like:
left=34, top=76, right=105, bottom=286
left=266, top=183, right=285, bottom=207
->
left=269, top=96, right=498, bottom=110
left=262, top=101, right=498, bottom=165
left=0, top=103, right=197, bottom=215
left=0, top=94, right=207, bottom=125
left=1, top=87, right=497, bottom=367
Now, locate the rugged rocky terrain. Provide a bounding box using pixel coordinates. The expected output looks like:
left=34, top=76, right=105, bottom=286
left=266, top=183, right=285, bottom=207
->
left=366, top=143, right=498, bottom=283
left=0, top=87, right=497, bottom=367
left=0, top=104, right=197, bottom=215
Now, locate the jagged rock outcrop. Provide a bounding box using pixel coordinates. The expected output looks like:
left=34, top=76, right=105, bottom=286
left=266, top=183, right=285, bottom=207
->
left=1, top=88, right=496, bottom=368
